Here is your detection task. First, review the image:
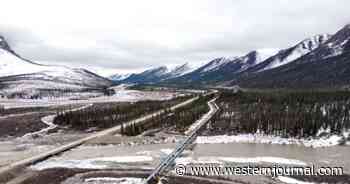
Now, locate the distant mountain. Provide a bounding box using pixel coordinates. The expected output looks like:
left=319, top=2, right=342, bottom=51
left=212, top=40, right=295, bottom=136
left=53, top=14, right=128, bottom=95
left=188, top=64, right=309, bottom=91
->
left=110, top=24, right=350, bottom=89
left=232, top=24, right=350, bottom=89
left=121, top=66, right=169, bottom=84
left=164, top=50, right=277, bottom=85
left=244, top=34, right=331, bottom=73
left=167, top=63, right=195, bottom=79
left=117, top=63, right=196, bottom=84
left=0, top=35, right=112, bottom=98
left=109, top=73, right=132, bottom=81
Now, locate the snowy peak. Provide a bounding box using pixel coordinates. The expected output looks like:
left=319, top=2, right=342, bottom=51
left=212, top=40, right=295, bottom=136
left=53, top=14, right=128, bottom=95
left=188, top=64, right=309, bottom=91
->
left=171, top=63, right=190, bottom=74
left=109, top=73, right=132, bottom=81
left=142, top=66, right=169, bottom=77
left=120, top=66, right=170, bottom=84
left=222, top=50, right=276, bottom=72
left=230, top=24, right=350, bottom=89
left=321, top=25, right=350, bottom=58
left=163, top=50, right=278, bottom=84
left=118, top=63, right=197, bottom=83
left=298, top=34, right=332, bottom=51
left=296, top=25, right=350, bottom=62
left=198, top=57, right=233, bottom=73
left=167, top=63, right=194, bottom=78
left=285, top=34, right=331, bottom=60
left=254, top=34, right=332, bottom=71
left=239, top=51, right=262, bottom=65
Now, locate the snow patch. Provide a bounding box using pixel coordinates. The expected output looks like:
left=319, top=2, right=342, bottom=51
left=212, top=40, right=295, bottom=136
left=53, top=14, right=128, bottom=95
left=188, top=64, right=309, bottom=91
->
left=109, top=73, right=132, bottom=81
left=217, top=156, right=306, bottom=166
left=196, top=131, right=349, bottom=148
left=160, top=149, right=173, bottom=155
left=175, top=156, right=306, bottom=166
left=31, top=156, right=153, bottom=170
left=256, top=48, right=279, bottom=62
left=200, top=57, right=232, bottom=73
left=166, top=63, right=196, bottom=78
left=260, top=34, right=331, bottom=71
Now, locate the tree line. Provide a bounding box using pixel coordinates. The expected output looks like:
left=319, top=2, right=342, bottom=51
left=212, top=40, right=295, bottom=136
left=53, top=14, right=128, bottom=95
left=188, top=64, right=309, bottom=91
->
left=121, top=94, right=214, bottom=136
left=53, top=95, right=192, bottom=130
left=208, top=90, right=350, bottom=138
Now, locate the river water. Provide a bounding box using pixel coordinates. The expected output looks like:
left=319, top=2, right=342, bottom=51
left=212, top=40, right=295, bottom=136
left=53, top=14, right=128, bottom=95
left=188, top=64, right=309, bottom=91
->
left=193, top=143, right=350, bottom=173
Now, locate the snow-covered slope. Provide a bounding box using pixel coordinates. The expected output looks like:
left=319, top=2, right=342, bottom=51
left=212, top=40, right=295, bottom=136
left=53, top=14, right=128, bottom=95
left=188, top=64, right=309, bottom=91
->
left=0, top=35, right=112, bottom=98
left=305, top=24, right=350, bottom=61
left=167, top=63, right=196, bottom=79
left=232, top=24, right=350, bottom=88
left=164, top=50, right=277, bottom=85
left=119, top=63, right=196, bottom=84
left=121, top=66, right=169, bottom=84
left=109, top=73, right=132, bottom=81
left=249, top=34, right=332, bottom=72
left=198, top=57, right=235, bottom=73
left=229, top=50, right=276, bottom=72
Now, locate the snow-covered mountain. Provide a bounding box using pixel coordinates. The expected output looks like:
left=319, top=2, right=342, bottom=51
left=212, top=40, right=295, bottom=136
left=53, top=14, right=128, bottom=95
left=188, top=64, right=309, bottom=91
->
left=196, top=57, right=235, bottom=74
left=113, top=24, right=350, bottom=88
left=0, top=35, right=112, bottom=98
left=243, top=34, right=332, bottom=73
left=120, top=66, right=168, bottom=84
left=109, top=73, right=132, bottom=81
left=163, top=50, right=277, bottom=85
left=167, top=63, right=195, bottom=79
left=116, top=63, right=196, bottom=84
left=302, top=24, right=350, bottom=62
left=232, top=24, right=350, bottom=88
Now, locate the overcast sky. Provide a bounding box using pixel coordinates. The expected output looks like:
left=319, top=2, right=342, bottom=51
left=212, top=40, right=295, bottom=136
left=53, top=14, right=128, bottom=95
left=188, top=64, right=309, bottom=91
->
left=1, top=0, right=350, bottom=76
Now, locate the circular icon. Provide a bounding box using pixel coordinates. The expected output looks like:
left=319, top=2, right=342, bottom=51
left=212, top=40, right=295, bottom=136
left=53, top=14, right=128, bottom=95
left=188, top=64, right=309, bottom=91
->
left=175, top=164, right=186, bottom=176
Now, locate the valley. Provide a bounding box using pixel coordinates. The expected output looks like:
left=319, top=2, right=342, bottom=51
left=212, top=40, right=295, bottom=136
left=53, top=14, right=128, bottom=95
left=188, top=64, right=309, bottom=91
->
left=0, top=6, right=350, bottom=184
left=1, top=87, right=350, bottom=184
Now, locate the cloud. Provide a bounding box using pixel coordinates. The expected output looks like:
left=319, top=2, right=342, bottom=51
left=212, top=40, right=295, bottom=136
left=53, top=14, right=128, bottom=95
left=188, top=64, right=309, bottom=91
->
left=0, top=0, right=349, bottom=76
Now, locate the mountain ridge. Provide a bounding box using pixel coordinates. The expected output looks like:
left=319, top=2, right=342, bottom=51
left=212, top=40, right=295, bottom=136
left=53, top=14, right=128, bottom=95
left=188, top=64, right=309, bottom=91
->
left=231, top=24, right=350, bottom=88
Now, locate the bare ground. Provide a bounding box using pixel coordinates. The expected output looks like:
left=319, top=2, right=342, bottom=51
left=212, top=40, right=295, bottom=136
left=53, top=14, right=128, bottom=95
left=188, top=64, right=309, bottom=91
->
left=0, top=113, right=49, bottom=137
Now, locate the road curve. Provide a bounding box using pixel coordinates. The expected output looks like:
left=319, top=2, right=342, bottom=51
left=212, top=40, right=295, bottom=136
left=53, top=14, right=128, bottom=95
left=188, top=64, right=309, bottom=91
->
left=21, top=104, right=93, bottom=139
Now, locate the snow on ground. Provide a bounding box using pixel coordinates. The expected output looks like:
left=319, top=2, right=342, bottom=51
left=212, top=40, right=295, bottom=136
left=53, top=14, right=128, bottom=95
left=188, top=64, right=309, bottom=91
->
left=277, top=176, right=314, bottom=184
left=19, top=104, right=93, bottom=139
left=0, top=49, right=50, bottom=77
left=31, top=156, right=153, bottom=170
left=217, top=156, right=307, bottom=166
left=84, top=177, right=144, bottom=184
left=196, top=131, right=350, bottom=148
left=135, top=148, right=191, bottom=159
left=160, top=148, right=173, bottom=155
left=0, top=86, right=178, bottom=109
left=175, top=156, right=306, bottom=166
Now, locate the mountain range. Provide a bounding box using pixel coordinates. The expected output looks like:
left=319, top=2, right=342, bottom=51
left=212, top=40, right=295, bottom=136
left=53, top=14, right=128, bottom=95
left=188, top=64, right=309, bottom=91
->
left=112, top=24, right=350, bottom=89
left=120, top=63, right=195, bottom=84
left=232, top=25, right=350, bottom=88
left=1, top=24, right=350, bottom=99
